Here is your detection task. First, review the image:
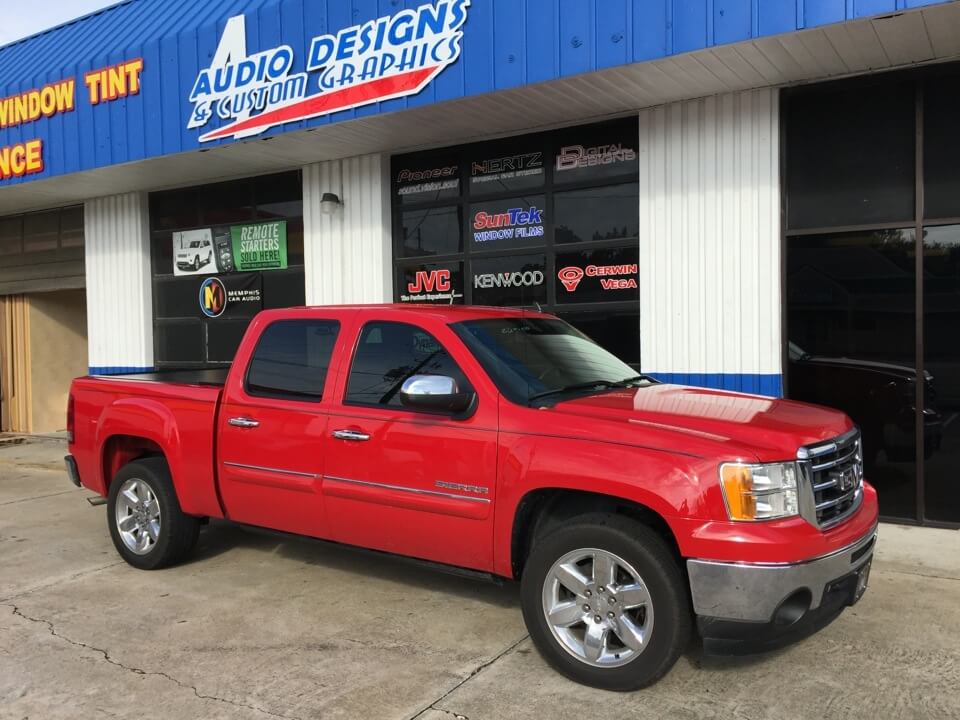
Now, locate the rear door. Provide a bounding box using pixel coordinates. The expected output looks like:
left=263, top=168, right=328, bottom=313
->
left=217, top=316, right=343, bottom=538
left=323, top=317, right=499, bottom=571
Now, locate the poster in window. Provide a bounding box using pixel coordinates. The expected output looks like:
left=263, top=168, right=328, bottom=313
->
left=471, top=254, right=547, bottom=307
left=230, top=220, right=288, bottom=272
left=555, top=247, right=639, bottom=304
left=398, top=262, right=464, bottom=304
left=173, top=228, right=217, bottom=276
left=198, top=273, right=263, bottom=320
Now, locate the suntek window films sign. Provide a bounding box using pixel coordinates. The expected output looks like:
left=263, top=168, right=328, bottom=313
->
left=470, top=196, right=546, bottom=248
left=189, top=0, right=470, bottom=143
left=231, top=221, right=288, bottom=271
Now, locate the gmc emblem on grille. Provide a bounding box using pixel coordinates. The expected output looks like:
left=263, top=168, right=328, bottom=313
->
left=834, top=466, right=859, bottom=493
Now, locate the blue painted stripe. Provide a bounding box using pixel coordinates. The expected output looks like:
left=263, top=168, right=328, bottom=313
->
left=647, top=373, right=783, bottom=398
left=88, top=366, right=154, bottom=375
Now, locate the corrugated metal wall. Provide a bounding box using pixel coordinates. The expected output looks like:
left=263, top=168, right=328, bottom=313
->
left=84, top=193, right=153, bottom=374
left=638, top=88, right=782, bottom=396
left=303, top=155, right=391, bottom=306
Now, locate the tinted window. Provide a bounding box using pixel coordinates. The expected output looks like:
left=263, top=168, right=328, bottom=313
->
left=555, top=184, right=639, bottom=244
left=471, top=254, right=547, bottom=307
left=246, top=320, right=340, bottom=401
left=557, top=310, right=641, bottom=367
left=785, top=80, right=915, bottom=229
left=345, top=322, right=471, bottom=408
left=924, top=74, right=960, bottom=220
left=399, top=206, right=461, bottom=257
left=555, top=247, right=640, bottom=304
left=470, top=195, right=546, bottom=250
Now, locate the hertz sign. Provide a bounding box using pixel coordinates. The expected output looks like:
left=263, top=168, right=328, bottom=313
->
left=0, top=59, right=143, bottom=182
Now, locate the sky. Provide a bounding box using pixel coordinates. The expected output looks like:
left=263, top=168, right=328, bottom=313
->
left=0, top=0, right=120, bottom=46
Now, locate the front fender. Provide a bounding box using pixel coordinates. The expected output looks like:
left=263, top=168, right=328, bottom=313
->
left=492, top=433, right=718, bottom=577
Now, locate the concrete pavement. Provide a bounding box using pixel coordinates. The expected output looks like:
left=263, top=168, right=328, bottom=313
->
left=1, top=438, right=959, bottom=720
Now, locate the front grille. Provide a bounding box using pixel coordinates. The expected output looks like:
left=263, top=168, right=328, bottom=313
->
left=799, top=429, right=864, bottom=528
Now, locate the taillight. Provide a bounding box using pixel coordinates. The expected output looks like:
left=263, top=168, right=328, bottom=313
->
left=66, top=394, right=75, bottom=443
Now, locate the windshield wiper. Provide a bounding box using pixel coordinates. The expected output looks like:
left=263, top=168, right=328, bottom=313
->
left=528, top=380, right=621, bottom=404
left=609, top=374, right=659, bottom=387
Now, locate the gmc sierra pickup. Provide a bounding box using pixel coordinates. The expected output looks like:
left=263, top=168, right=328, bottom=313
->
left=66, top=305, right=878, bottom=690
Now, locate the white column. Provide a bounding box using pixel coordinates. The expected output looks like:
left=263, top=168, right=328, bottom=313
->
left=638, top=88, right=782, bottom=396
left=303, top=154, right=392, bottom=305
left=84, top=192, right=153, bottom=373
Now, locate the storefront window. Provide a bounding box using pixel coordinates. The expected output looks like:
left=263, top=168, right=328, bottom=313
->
left=149, top=171, right=305, bottom=368
left=390, top=117, right=641, bottom=367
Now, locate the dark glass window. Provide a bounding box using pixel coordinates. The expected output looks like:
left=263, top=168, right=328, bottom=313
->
left=246, top=320, right=340, bottom=401
left=468, top=140, right=545, bottom=196
left=469, top=195, right=546, bottom=250
left=785, top=80, right=915, bottom=229
left=397, top=262, right=464, bottom=304
left=785, top=229, right=917, bottom=520
left=22, top=211, right=60, bottom=252
left=471, top=254, right=546, bottom=307
left=60, top=206, right=84, bottom=248
left=924, top=73, right=960, bottom=220
left=552, top=118, right=639, bottom=185
left=394, top=152, right=460, bottom=205
left=555, top=247, right=639, bottom=304
left=399, top=206, right=461, bottom=258
left=922, top=225, right=960, bottom=523
left=207, top=321, right=251, bottom=363
left=555, top=184, right=639, bottom=244
left=155, top=321, right=204, bottom=363
left=345, top=322, right=472, bottom=409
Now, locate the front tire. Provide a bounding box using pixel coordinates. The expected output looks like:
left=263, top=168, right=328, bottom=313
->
left=520, top=513, right=691, bottom=690
left=107, top=458, right=200, bottom=570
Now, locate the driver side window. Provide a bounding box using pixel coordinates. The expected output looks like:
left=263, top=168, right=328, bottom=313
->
left=344, top=321, right=472, bottom=408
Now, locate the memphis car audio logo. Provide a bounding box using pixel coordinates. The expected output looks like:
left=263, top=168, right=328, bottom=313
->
left=189, top=0, right=470, bottom=143
left=200, top=277, right=227, bottom=317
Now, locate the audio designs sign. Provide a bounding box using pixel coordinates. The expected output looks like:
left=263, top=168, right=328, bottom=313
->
left=189, top=0, right=470, bottom=143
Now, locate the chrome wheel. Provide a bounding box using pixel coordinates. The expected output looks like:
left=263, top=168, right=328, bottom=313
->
left=541, top=547, right=654, bottom=668
left=114, top=478, right=161, bottom=556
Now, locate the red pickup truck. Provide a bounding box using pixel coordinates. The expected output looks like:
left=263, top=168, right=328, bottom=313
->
left=66, top=305, right=878, bottom=690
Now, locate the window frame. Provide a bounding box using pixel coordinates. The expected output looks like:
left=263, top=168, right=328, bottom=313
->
left=243, top=318, right=341, bottom=404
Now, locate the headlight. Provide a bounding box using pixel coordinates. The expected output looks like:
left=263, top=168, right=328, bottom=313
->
left=720, top=462, right=800, bottom=521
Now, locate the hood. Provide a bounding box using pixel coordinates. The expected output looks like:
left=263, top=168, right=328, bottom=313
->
left=540, top=384, right=852, bottom=462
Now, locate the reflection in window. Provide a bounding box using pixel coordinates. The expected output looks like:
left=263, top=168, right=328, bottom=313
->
left=554, top=183, right=639, bottom=244
left=400, top=206, right=462, bottom=258
left=246, top=320, right=340, bottom=400
left=786, top=229, right=917, bottom=520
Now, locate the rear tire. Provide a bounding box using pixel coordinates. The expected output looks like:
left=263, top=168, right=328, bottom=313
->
left=107, top=457, right=200, bottom=570
left=520, top=513, right=691, bottom=690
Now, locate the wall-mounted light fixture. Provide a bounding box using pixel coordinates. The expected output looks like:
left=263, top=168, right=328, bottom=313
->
left=320, top=192, right=342, bottom=215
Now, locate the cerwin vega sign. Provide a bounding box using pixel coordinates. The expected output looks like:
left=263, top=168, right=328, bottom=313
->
left=189, top=1, right=470, bottom=143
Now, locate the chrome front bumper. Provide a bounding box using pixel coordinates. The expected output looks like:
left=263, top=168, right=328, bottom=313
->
left=686, top=524, right=878, bottom=623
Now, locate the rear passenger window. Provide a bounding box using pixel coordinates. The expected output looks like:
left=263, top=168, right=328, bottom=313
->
left=246, top=320, right=340, bottom=401
left=345, top=321, right=472, bottom=408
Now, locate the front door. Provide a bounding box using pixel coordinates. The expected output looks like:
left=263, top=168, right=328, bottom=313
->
left=323, top=319, right=498, bottom=570
left=217, top=318, right=341, bottom=538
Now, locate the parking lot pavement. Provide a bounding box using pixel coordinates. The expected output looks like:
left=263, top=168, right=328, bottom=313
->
left=2, top=439, right=959, bottom=720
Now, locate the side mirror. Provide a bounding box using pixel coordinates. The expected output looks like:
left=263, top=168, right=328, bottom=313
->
left=399, top=375, right=476, bottom=416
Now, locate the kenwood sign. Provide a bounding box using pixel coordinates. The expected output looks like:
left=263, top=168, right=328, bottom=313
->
left=189, top=0, right=470, bottom=143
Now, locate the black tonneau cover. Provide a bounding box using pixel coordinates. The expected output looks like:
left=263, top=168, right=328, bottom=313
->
left=90, top=368, right=229, bottom=387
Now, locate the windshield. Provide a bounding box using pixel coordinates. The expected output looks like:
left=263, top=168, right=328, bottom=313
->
left=188, top=241, right=202, bottom=248
left=452, top=317, right=649, bottom=405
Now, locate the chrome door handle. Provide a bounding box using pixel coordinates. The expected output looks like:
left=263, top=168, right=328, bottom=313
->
left=228, top=417, right=260, bottom=429
left=332, top=429, right=370, bottom=442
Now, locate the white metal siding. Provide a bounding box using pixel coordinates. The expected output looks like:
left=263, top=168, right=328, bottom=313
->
left=638, top=88, right=781, bottom=395
left=84, top=193, right=153, bottom=373
left=303, top=154, right=391, bottom=306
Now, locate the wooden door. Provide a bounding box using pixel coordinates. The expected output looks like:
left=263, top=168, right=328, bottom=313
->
left=0, top=295, right=31, bottom=433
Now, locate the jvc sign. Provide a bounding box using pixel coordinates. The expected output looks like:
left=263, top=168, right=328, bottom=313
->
left=189, top=0, right=470, bottom=142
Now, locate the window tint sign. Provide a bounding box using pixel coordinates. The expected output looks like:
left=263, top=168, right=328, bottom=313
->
left=556, top=247, right=639, bottom=303
left=230, top=220, right=288, bottom=271
left=190, top=0, right=470, bottom=143
left=470, top=196, right=546, bottom=248
left=399, top=263, right=464, bottom=304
